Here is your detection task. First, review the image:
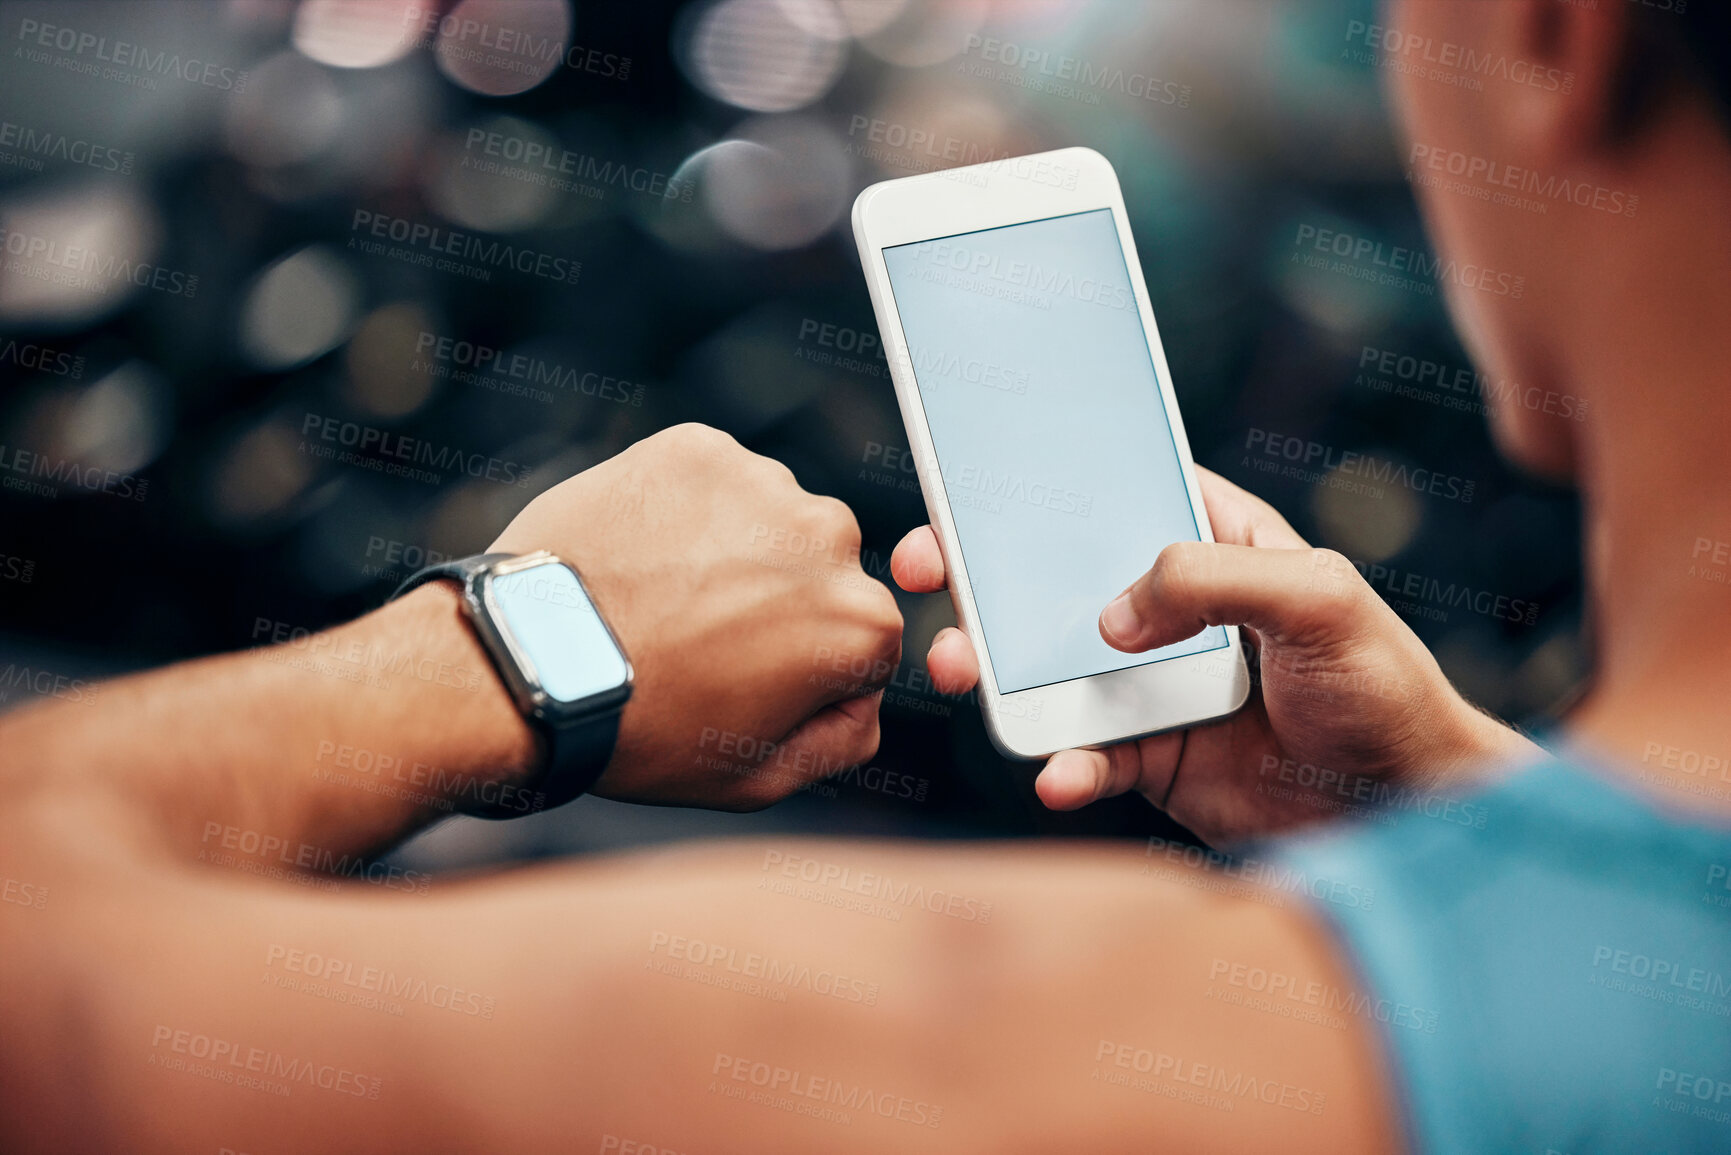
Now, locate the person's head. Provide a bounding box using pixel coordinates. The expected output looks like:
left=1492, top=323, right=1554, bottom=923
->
left=1381, top=0, right=1731, bottom=481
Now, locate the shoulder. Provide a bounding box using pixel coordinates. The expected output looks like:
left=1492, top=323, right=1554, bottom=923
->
left=1267, top=758, right=1731, bottom=1155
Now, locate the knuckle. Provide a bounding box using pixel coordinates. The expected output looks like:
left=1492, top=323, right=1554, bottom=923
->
left=841, top=709, right=883, bottom=768
left=808, top=494, right=860, bottom=540
left=660, top=422, right=741, bottom=463
left=1308, top=549, right=1366, bottom=605
left=1150, top=540, right=1210, bottom=600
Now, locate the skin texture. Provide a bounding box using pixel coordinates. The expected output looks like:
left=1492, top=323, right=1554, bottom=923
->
left=2, top=1, right=1729, bottom=1151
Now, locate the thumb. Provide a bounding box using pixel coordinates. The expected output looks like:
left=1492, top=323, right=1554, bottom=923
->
left=1099, top=543, right=1365, bottom=653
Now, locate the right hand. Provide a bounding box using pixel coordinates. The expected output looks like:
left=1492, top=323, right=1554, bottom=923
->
left=491, top=424, right=903, bottom=810
left=891, top=467, right=1538, bottom=844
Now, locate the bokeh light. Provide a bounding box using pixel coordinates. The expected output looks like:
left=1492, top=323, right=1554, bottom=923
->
left=293, top=0, right=420, bottom=70
left=1312, top=462, right=1422, bottom=562
left=860, top=0, right=987, bottom=67
left=702, top=117, right=851, bottom=249
left=239, top=245, right=363, bottom=371
left=343, top=302, right=442, bottom=419
left=425, top=117, right=561, bottom=232
left=225, top=51, right=345, bottom=169
left=0, top=184, right=160, bottom=329
left=684, top=0, right=847, bottom=112
left=435, top=0, right=572, bottom=97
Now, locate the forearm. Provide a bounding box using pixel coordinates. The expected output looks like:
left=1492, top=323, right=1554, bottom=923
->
left=11, top=836, right=1397, bottom=1155
left=0, top=583, right=536, bottom=863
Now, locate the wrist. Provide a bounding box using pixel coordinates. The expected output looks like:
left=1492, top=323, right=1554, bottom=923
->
left=1435, top=695, right=1541, bottom=789
left=357, top=581, right=543, bottom=800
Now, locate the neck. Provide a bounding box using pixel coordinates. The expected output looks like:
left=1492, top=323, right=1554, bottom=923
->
left=1557, top=102, right=1731, bottom=811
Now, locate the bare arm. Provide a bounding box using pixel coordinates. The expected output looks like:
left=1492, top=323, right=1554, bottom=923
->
left=0, top=425, right=1403, bottom=1153
left=0, top=424, right=904, bottom=867
left=0, top=581, right=539, bottom=864
left=1, top=809, right=1400, bottom=1154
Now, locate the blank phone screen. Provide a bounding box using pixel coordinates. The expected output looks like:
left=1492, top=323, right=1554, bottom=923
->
left=882, top=207, right=1226, bottom=693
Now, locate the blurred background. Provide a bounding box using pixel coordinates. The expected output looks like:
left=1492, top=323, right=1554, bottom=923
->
left=0, top=0, right=1587, bottom=871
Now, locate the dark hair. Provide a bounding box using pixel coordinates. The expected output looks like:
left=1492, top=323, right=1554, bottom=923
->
left=1625, top=5, right=1731, bottom=132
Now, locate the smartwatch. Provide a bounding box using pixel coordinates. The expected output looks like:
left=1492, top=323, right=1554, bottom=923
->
left=391, top=551, right=633, bottom=817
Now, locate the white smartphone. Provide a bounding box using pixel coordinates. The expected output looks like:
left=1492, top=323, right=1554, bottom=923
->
left=851, top=146, right=1251, bottom=758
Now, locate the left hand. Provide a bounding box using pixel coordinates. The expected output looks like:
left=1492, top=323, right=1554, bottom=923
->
left=490, top=424, right=904, bottom=811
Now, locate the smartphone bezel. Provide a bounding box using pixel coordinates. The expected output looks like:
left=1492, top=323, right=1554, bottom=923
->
left=851, top=146, right=1251, bottom=759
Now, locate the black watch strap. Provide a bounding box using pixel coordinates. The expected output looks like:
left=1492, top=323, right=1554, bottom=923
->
left=391, top=554, right=621, bottom=819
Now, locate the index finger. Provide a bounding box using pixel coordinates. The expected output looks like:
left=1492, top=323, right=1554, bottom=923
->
left=1195, top=466, right=1309, bottom=550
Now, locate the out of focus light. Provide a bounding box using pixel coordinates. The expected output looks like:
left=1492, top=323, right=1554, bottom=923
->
left=426, top=117, right=559, bottom=232
left=1275, top=213, right=1406, bottom=336
left=776, top=0, right=907, bottom=38
left=436, top=0, right=571, bottom=97
left=0, top=184, right=160, bottom=329
left=225, top=52, right=344, bottom=168
left=685, top=0, right=846, bottom=112
left=343, top=302, right=441, bottom=419
left=1312, top=462, right=1420, bottom=562
left=293, top=0, right=420, bottom=69
left=700, top=118, right=851, bottom=250
left=60, top=363, right=172, bottom=477
left=239, top=245, right=363, bottom=371
left=208, top=418, right=315, bottom=525
left=860, top=0, right=987, bottom=67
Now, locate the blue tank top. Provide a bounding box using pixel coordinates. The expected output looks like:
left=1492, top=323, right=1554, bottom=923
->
left=1271, top=752, right=1731, bottom=1154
